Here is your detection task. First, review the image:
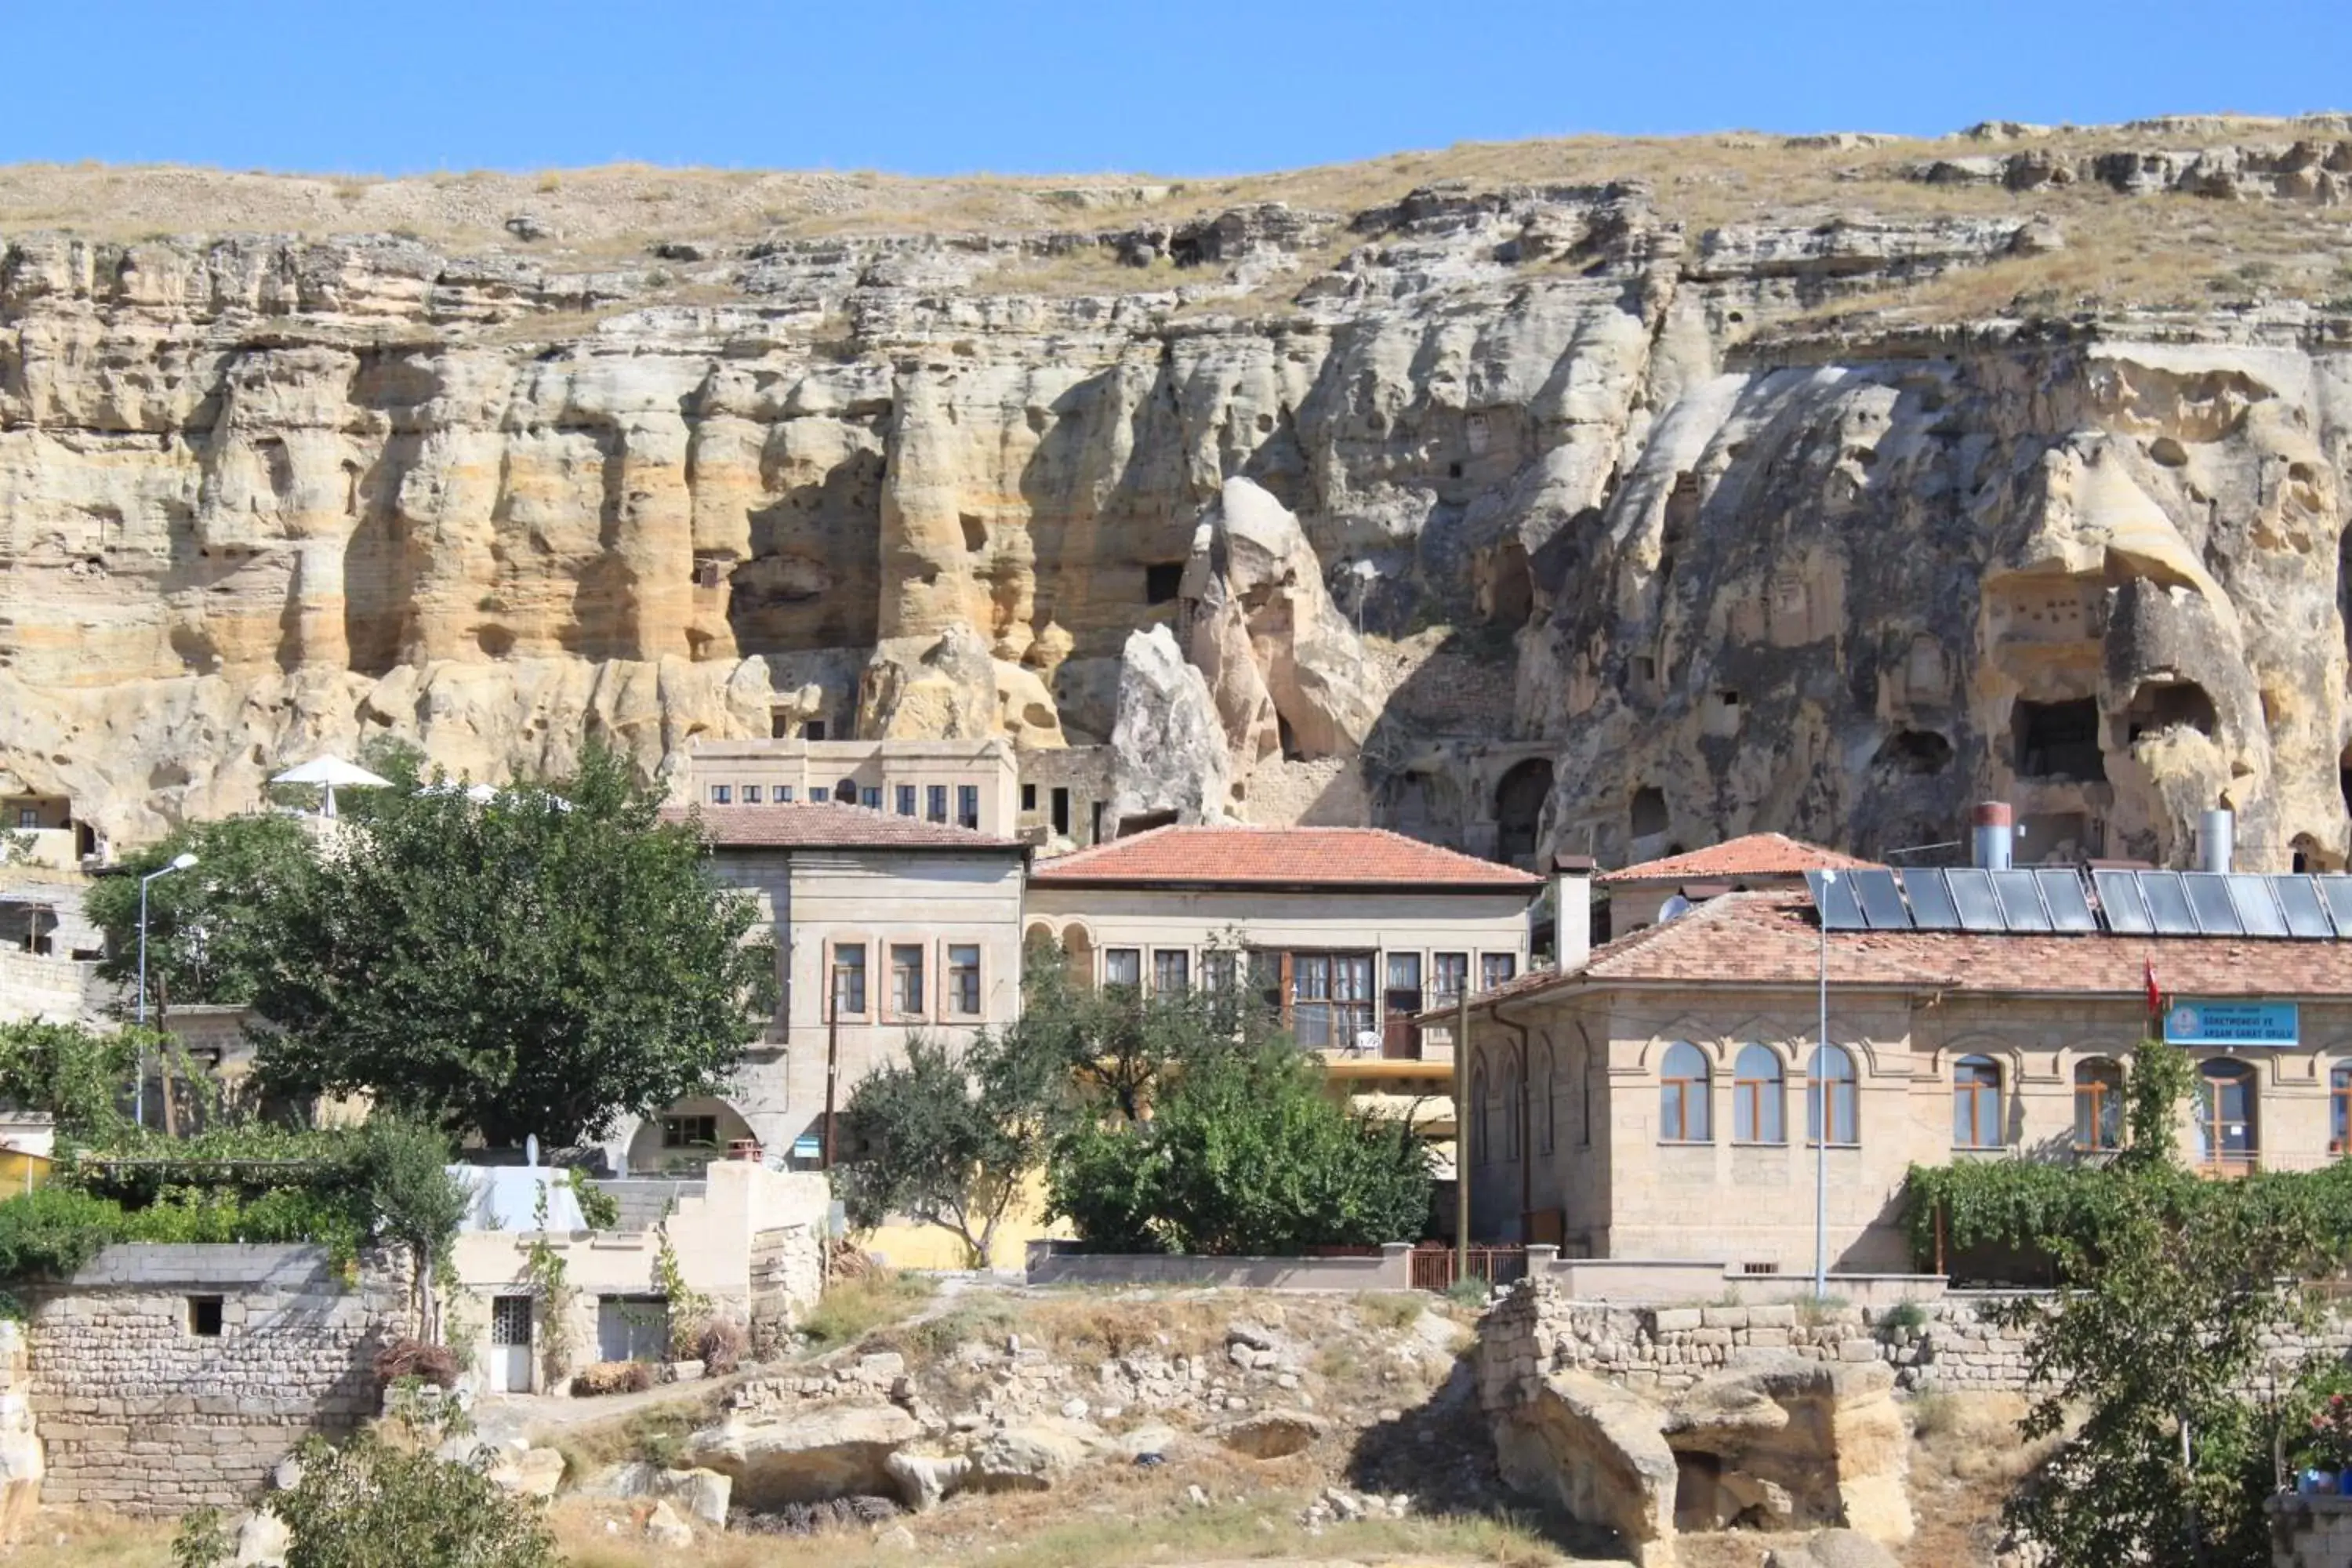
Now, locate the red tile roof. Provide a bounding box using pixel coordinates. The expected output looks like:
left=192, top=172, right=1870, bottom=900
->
left=1599, top=833, right=1878, bottom=885
left=1029, top=826, right=1544, bottom=891
left=661, top=802, right=1022, bottom=851
left=1451, top=890, right=2352, bottom=1015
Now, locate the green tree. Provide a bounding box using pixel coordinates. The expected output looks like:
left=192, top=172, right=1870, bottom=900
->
left=1050, top=1044, right=1433, bottom=1255
left=833, top=1029, right=1067, bottom=1269
left=1992, top=1036, right=2352, bottom=1567
left=0, top=1020, right=140, bottom=1143
left=83, top=813, right=317, bottom=1016
left=251, top=743, right=775, bottom=1147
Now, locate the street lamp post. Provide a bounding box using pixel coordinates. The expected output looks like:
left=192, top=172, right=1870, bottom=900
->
left=1815, top=869, right=1835, bottom=1298
left=134, top=851, right=199, bottom=1128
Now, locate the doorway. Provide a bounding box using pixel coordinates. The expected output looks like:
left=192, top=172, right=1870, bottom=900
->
left=490, top=1294, right=534, bottom=1393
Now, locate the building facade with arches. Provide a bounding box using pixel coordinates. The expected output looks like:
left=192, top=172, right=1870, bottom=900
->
left=1443, top=885, right=2352, bottom=1272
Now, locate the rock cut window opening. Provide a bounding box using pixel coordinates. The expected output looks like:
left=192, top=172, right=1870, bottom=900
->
left=1144, top=562, right=1184, bottom=605
left=2125, top=679, right=2218, bottom=742
left=1872, top=730, right=1954, bottom=776
left=187, top=1295, right=223, bottom=1337
left=2011, top=697, right=2107, bottom=782
left=1630, top=786, right=1669, bottom=840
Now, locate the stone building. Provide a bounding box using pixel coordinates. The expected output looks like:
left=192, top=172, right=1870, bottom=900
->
left=677, top=735, right=1022, bottom=839
left=1450, top=814, right=2352, bottom=1267
left=1597, top=834, right=1878, bottom=938
left=25, top=1244, right=415, bottom=1514
left=642, top=801, right=1027, bottom=1171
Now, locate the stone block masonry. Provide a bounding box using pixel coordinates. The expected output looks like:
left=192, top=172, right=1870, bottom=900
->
left=1477, top=1279, right=2352, bottom=1408
left=27, top=1244, right=417, bottom=1515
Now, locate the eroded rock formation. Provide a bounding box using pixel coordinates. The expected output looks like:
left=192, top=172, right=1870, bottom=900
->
left=4, top=119, right=2352, bottom=866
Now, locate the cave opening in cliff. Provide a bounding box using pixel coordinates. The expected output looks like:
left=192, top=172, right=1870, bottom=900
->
left=1872, top=730, right=1954, bottom=776
left=1144, top=562, right=1184, bottom=604
left=1495, top=760, right=1553, bottom=869
left=1488, top=542, right=1534, bottom=627
left=2011, top=698, right=2107, bottom=782
left=2125, top=679, right=2218, bottom=742
left=1631, top=786, right=1669, bottom=841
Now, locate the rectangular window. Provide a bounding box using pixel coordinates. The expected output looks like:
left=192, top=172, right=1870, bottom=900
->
left=1051, top=787, right=1071, bottom=835
left=1430, top=953, right=1470, bottom=1010
left=1153, top=949, right=1189, bottom=994
left=831, top=943, right=868, bottom=1016
left=803, top=720, right=826, bottom=742
left=896, top=784, right=916, bottom=817
left=948, top=945, right=982, bottom=1015
left=1104, top=948, right=1142, bottom=988
left=1022, top=783, right=1037, bottom=811
left=14, top=808, right=36, bottom=831
left=778, top=786, right=795, bottom=804
left=1382, top=953, right=1423, bottom=1058
left=1249, top=949, right=1283, bottom=1014
left=709, top=785, right=731, bottom=804
left=1290, top=951, right=1375, bottom=1051
left=742, top=784, right=761, bottom=804
left=187, top=1295, right=224, bottom=1337
left=957, top=785, right=981, bottom=830
left=662, top=1114, right=719, bottom=1149
left=861, top=786, right=882, bottom=810
left=1201, top=950, right=1238, bottom=995
left=890, top=944, right=925, bottom=1018
left=1481, top=953, right=1517, bottom=992
left=927, top=786, right=949, bottom=824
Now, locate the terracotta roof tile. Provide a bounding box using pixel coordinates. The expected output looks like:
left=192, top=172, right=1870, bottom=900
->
left=1458, top=890, right=2352, bottom=1012
left=1029, top=825, right=1543, bottom=890
left=1599, top=833, right=1878, bottom=885
left=660, top=802, right=1022, bottom=851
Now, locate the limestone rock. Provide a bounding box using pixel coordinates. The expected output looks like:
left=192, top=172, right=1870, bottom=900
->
left=487, top=1444, right=566, bottom=1497
left=644, top=1499, right=695, bottom=1548
left=1492, top=1374, right=1678, bottom=1567
left=1208, top=1407, right=1326, bottom=1459
left=1765, top=1529, right=1903, bottom=1568
left=1105, top=627, right=1232, bottom=830
left=884, top=1449, right=971, bottom=1511
left=684, top=1403, right=920, bottom=1507
left=964, top=1417, right=1105, bottom=1489
left=233, top=1508, right=290, bottom=1567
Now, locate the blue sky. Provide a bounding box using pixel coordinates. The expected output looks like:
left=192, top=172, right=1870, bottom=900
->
left=13, top=1, right=2350, bottom=176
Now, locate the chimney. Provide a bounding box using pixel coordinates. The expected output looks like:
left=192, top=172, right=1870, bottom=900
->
left=1972, top=803, right=2014, bottom=870
left=2198, top=808, right=2234, bottom=874
left=1552, top=853, right=1595, bottom=971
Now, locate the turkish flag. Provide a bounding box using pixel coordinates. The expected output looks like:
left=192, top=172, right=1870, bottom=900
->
left=2145, top=957, right=2162, bottom=1020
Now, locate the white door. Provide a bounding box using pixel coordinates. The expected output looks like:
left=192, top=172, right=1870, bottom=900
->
left=491, top=1295, right=534, bottom=1392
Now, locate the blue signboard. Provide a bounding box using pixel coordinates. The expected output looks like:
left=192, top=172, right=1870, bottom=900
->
left=2163, top=999, right=2299, bottom=1047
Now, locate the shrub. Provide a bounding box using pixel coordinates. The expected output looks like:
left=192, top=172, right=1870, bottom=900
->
left=799, top=1269, right=937, bottom=1351
left=571, top=1360, right=655, bottom=1396
left=694, top=1316, right=749, bottom=1375
left=374, top=1338, right=459, bottom=1392
left=1878, top=1301, right=1929, bottom=1334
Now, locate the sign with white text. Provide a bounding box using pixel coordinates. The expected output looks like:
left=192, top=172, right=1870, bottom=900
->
left=2162, top=999, right=2299, bottom=1047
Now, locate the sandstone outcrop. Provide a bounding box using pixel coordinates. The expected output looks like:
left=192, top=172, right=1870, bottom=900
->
left=683, top=1403, right=920, bottom=1507
left=4, top=125, right=2352, bottom=872
left=1106, top=627, right=1232, bottom=827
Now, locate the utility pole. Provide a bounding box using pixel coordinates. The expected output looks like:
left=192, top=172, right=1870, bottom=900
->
left=134, top=852, right=199, bottom=1130
left=1454, top=983, right=1471, bottom=1286
left=1815, top=869, right=1835, bottom=1298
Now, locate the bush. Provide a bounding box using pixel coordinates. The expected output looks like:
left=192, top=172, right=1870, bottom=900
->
left=694, top=1316, right=748, bottom=1376
left=571, top=1360, right=655, bottom=1396
left=1049, top=1045, right=1432, bottom=1256
left=374, top=1338, right=459, bottom=1392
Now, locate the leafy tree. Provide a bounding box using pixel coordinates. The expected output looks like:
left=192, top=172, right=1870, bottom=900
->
left=83, top=813, right=317, bottom=1016
left=0, top=1020, right=140, bottom=1143
left=1049, top=1043, right=1432, bottom=1255
left=1012, top=936, right=1264, bottom=1118
left=251, top=743, right=776, bottom=1147
left=1990, top=1036, right=2352, bottom=1567
left=833, top=1029, right=1067, bottom=1269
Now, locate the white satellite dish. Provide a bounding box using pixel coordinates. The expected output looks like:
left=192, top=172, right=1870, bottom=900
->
left=1658, top=894, right=1694, bottom=922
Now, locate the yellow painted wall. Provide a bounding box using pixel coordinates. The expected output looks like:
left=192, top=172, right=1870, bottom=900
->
left=858, top=1170, right=1069, bottom=1272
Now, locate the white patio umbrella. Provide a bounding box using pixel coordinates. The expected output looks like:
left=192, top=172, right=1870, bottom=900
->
left=270, top=755, right=392, bottom=818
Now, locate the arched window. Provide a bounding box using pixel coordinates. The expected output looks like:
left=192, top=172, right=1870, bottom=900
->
left=1733, top=1044, right=1785, bottom=1145
left=1501, top=1055, right=1523, bottom=1163
left=2197, top=1059, right=2259, bottom=1174
left=1470, top=1063, right=1490, bottom=1168
left=2335, top=1065, right=2352, bottom=1156
left=1535, top=1041, right=1556, bottom=1155
left=1952, top=1055, right=2003, bottom=1149
left=1660, top=1043, right=1711, bottom=1143
left=2074, top=1058, right=2125, bottom=1152
left=1806, top=1044, right=1858, bottom=1146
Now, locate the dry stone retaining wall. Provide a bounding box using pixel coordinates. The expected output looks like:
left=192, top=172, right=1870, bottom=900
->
left=27, top=1243, right=415, bottom=1514
left=1479, top=1279, right=2352, bottom=1406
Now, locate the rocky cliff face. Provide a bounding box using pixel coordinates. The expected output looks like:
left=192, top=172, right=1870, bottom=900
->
left=4, top=118, right=2351, bottom=869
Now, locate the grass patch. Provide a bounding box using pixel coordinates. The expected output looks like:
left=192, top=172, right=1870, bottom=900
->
left=891, top=1294, right=1020, bottom=1359
left=561, top=1389, right=724, bottom=1472
left=1359, top=1291, right=1429, bottom=1331
left=0, top=1515, right=174, bottom=1568
left=798, top=1268, right=938, bottom=1351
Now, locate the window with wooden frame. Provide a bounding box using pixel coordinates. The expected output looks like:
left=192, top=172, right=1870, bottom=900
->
left=1429, top=953, right=1469, bottom=1011
left=1152, top=949, right=1189, bottom=994
left=662, top=1114, right=719, bottom=1149
left=1287, top=951, right=1374, bottom=1050
left=896, top=784, right=916, bottom=817
left=2198, top=1058, right=2258, bottom=1172
left=1806, top=1044, right=1859, bottom=1146
left=829, top=942, right=869, bottom=1017
left=1951, top=1055, right=2003, bottom=1149
left=709, top=784, right=731, bottom=804
left=2075, top=1058, right=2125, bottom=1152
left=2333, top=1065, right=2352, bottom=1156
left=889, top=944, right=925, bottom=1018
left=957, top=785, right=981, bottom=830
left=742, top=784, right=761, bottom=804
left=1104, top=948, right=1142, bottom=989
left=1659, top=1042, right=1711, bottom=1143
left=1480, top=953, right=1517, bottom=992
left=1732, top=1044, right=1784, bottom=1144
left=1200, top=949, right=1239, bottom=996
left=948, top=945, right=982, bottom=1016
left=926, top=785, right=949, bottom=824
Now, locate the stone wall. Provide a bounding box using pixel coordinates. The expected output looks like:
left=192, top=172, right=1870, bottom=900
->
left=27, top=1244, right=415, bottom=1514
left=1479, top=1279, right=2352, bottom=1407
left=0, top=1322, right=42, bottom=1538
left=2269, top=1494, right=2352, bottom=1567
